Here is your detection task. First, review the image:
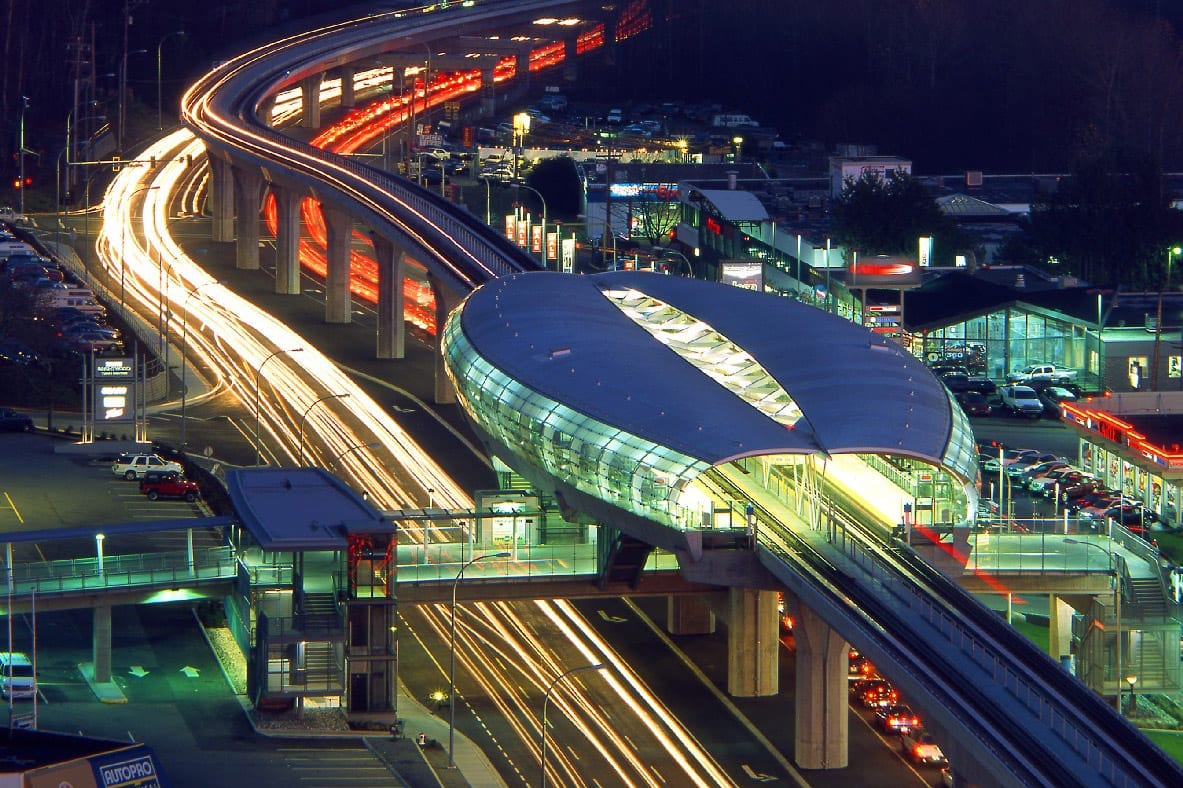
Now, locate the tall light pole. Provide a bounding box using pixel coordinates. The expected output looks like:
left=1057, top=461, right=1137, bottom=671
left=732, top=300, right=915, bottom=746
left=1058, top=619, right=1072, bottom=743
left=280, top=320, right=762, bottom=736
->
left=119, top=48, right=148, bottom=155
left=1064, top=536, right=1121, bottom=710
left=329, top=441, right=380, bottom=472
left=180, top=279, right=225, bottom=450
left=298, top=393, right=350, bottom=466
left=512, top=112, right=531, bottom=185
left=1151, top=245, right=1180, bottom=391
left=540, top=663, right=607, bottom=787
left=121, top=185, right=159, bottom=319
left=157, top=30, right=186, bottom=130
left=254, top=347, right=303, bottom=465
left=660, top=247, right=694, bottom=278
left=449, top=552, right=510, bottom=768
left=516, top=183, right=548, bottom=267
left=18, top=96, right=29, bottom=215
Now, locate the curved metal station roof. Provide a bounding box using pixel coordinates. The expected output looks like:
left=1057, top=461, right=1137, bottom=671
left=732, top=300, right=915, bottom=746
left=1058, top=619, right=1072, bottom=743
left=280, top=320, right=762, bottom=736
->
left=457, top=271, right=960, bottom=469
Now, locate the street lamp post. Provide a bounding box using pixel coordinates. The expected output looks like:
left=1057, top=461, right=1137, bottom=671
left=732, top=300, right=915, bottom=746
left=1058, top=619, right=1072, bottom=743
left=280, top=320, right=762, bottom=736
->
left=254, top=347, right=304, bottom=465
left=515, top=183, right=548, bottom=267
left=512, top=112, right=531, bottom=184
left=540, top=663, right=607, bottom=787
left=659, top=247, right=694, bottom=278
left=18, top=96, right=29, bottom=215
left=1125, top=674, right=1138, bottom=715
left=121, top=185, right=159, bottom=319
left=157, top=31, right=186, bottom=131
left=180, top=280, right=225, bottom=450
left=118, top=48, right=148, bottom=155
left=298, top=393, right=351, bottom=466
left=449, top=552, right=510, bottom=767
left=1151, top=245, right=1180, bottom=391
left=329, top=441, right=380, bottom=472
left=1064, top=536, right=1122, bottom=710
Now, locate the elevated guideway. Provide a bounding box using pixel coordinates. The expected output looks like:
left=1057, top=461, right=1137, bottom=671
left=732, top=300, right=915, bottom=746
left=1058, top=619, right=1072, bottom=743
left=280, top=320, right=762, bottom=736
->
left=709, top=463, right=1183, bottom=788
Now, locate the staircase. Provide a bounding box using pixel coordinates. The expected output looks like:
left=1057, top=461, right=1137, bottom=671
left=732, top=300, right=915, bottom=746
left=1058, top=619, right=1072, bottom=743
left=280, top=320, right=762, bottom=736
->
left=598, top=533, right=653, bottom=589
left=299, top=591, right=341, bottom=632
left=298, top=641, right=340, bottom=692
left=1132, top=632, right=1167, bottom=689
left=1128, top=576, right=1169, bottom=619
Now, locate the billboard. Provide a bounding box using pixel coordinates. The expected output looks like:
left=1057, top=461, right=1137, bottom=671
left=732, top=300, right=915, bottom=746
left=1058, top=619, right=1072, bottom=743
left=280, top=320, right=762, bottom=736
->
left=91, top=357, right=136, bottom=424
left=720, top=260, right=763, bottom=291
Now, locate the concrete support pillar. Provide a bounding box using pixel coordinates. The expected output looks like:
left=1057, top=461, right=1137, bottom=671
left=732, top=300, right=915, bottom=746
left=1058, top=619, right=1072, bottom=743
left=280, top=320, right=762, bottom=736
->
left=793, top=603, right=848, bottom=769
left=233, top=167, right=266, bottom=271
left=562, top=36, right=580, bottom=82
left=371, top=233, right=406, bottom=359
left=209, top=157, right=235, bottom=243
left=430, top=276, right=460, bottom=404
left=339, top=66, right=356, bottom=108
left=667, top=595, right=716, bottom=635
left=258, top=96, right=277, bottom=128
left=302, top=74, right=322, bottom=129
left=273, top=186, right=302, bottom=294
left=92, top=605, right=113, bottom=683
left=480, top=68, right=497, bottom=117
left=726, top=587, right=778, bottom=697
left=322, top=204, right=353, bottom=323
left=1049, top=595, right=1075, bottom=664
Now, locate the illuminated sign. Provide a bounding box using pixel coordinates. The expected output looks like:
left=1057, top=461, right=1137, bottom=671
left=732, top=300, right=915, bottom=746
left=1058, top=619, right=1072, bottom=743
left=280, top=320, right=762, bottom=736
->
left=720, top=260, right=763, bottom=291
left=1061, top=402, right=1183, bottom=470
left=90, top=356, right=136, bottom=424
left=705, top=216, right=722, bottom=235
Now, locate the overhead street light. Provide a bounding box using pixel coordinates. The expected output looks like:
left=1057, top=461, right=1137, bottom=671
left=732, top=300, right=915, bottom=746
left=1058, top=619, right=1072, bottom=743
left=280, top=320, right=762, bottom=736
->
left=157, top=30, right=187, bottom=130
left=1063, top=536, right=1122, bottom=711
left=254, top=347, right=304, bottom=465
left=540, top=663, right=607, bottom=787
left=449, top=552, right=510, bottom=768
left=1151, top=245, right=1180, bottom=390
left=180, top=279, right=226, bottom=450
left=298, top=393, right=351, bottom=466
left=329, top=441, right=380, bottom=472
left=119, top=48, right=148, bottom=154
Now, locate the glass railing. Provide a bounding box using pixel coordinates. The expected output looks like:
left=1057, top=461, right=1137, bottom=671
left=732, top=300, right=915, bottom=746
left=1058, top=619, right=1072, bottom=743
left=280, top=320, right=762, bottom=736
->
left=393, top=540, right=680, bottom=585
left=2, top=546, right=238, bottom=597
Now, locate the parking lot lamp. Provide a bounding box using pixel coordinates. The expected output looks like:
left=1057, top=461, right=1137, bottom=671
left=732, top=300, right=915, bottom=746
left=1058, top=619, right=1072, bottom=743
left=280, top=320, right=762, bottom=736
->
left=253, top=347, right=303, bottom=465
left=180, top=280, right=225, bottom=450
left=298, top=393, right=350, bottom=466
left=1064, top=536, right=1121, bottom=710
left=449, top=552, right=510, bottom=767
left=1151, top=245, right=1180, bottom=390
left=157, top=31, right=186, bottom=130
left=541, top=663, right=606, bottom=787
left=512, top=112, right=531, bottom=183
left=95, top=533, right=106, bottom=578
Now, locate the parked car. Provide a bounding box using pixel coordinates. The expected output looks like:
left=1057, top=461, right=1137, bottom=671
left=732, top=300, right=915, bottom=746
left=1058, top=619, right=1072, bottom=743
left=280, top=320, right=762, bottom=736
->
left=998, top=384, right=1044, bottom=418
left=0, top=408, right=33, bottom=432
left=1039, top=385, right=1078, bottom=418
left=112, top=453, right=184, bottom=480
left=1060, top=479, right=1106, bottom=503
left=0, top=340, right=41, bottom=366
left=956, top=390, right=992, bottom=417
left=139, top=470, right=201, bottom=502
left=1005, top=452, right=1062, bottom=478
left=982, top=448, right=1039, bottom=472
left=900, top=728, right=947, bottom=766
left=1017, top=459, right=1071, bottom=486
left=1029, top=467, right=1086, bottom=495
left=0, top=652, right=37, bottom=699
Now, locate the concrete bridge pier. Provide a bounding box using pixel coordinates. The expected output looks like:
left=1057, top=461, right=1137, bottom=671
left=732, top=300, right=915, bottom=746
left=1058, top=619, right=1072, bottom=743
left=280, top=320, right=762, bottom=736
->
left=92, top=604, right=112, bottom=683
left=273, top=185, right=303, bottom=294
left=233, top=167, right=266, bottom=270
left=666, top=595, right=716, bottom=635
left=339, top=66, right=356, bottom=108
left=302, top=74, right=323, bottom=129
left=370, top=233, right=406, bottom=359
left=725, top=587, right=778, bottom=697
left=258, top=96, right=276, bottom=127
left=209, top=157, right=235, bottom=243
left=429, top=275, right=461, bottom=404
left=791, top=599, right=848, bottom=769
left=480, top=68, right=497, bottom=117
left=322, top=204, right=353, bottom=323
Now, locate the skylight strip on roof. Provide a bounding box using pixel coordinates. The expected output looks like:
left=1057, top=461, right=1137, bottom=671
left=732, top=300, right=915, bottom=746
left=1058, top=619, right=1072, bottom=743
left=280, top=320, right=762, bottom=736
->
left=600, top=287, right=804, bottom=427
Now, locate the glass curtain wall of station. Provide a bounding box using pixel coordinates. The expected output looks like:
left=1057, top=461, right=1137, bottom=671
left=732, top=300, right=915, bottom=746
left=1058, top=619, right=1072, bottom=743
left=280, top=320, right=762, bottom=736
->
left=441, top=311, right=712, bottom=531
left=917, top=308, right=1082, bottom=380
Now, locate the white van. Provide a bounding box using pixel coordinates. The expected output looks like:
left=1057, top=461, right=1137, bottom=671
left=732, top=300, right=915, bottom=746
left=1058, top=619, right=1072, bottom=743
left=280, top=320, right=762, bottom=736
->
left=37, top=288, right=106, bottom=319
left=0, top=652, right=36, bottom=699
left=711, top=113, right=760, bottom=129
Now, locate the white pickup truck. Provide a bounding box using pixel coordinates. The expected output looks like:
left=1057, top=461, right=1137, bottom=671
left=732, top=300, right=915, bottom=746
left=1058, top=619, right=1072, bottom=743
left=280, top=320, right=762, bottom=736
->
left=1005, top=364, right=1078, bottom=385
left=998, top=384, right=1045, bottom=418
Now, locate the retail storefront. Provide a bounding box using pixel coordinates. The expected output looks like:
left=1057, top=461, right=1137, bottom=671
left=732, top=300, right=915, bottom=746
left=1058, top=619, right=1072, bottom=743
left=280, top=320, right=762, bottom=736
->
left=1061, top=395, right=1183, bottom=529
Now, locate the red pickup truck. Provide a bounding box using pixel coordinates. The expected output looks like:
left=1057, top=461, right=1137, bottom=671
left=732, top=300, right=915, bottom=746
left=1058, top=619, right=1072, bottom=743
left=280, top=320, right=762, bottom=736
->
left=139, top=471, right=201, bottom=502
